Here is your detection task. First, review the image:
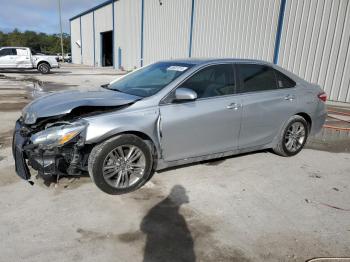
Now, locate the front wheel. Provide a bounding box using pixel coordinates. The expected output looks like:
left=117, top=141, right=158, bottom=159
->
left=273, top=115, right=309, bottom=157
left=37, top=63, right=51, bottom=74
left=88, top=135, right=154, bottom=195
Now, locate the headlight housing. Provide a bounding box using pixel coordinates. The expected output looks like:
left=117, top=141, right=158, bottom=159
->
left=30, top=121, right=88, bottom=148
left=23, top=111, right=37, bottom=125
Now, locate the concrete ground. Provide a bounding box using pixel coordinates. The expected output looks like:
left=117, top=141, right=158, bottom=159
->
left=0, top=65, right=349, bottom=262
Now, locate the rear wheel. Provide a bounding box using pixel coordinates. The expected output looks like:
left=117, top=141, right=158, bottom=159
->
left=37, top=62, right=50, bottom=74
left=273, top=115, right=308, bottom=157
left=88, top=135, right=154, bottom=194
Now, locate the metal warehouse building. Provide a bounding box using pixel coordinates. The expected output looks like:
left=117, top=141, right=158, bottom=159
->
left=70, top=0, right=350, bottom=103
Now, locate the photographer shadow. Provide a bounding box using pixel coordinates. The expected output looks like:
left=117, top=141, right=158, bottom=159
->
left=141, top=185, right=196, bottom=262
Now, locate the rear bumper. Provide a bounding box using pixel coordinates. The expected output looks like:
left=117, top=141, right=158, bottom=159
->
left=310, top=110, right=327, bottom=135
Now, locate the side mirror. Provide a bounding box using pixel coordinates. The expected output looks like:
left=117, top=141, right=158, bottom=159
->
left=175, top=88, right=197, bottom=101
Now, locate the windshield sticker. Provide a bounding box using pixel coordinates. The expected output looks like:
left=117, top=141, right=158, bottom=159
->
left=167, top=66, right=188, bottom=72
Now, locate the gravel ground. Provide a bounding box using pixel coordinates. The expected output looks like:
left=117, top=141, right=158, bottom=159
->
left=0, top=65, right=349, bottom=262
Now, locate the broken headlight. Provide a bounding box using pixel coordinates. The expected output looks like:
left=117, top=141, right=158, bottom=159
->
left=30, top=121, right=88, bottom=148
left=23, top=111, right=37, bottom=125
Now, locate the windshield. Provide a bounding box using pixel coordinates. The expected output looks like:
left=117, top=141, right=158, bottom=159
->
left=108, top=62, right=193, bottom=97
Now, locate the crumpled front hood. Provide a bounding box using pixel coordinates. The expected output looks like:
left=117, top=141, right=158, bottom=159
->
left=22, top=90, right=141, bottom=124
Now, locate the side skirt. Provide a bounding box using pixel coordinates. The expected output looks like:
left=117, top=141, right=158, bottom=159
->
left=156, top=144, right=272, bottom=171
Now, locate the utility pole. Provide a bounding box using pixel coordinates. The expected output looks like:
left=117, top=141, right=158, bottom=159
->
left=58, top=0, right=64, bottom=62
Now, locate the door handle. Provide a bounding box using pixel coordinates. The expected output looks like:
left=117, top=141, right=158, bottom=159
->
left=226, top=103, right=241, bottom=110
left=284, top=94, right=295, bottom=101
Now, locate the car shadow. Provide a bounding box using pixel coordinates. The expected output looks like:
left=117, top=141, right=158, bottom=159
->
left=157, top=149, right=270, bottom=174
left=140, top=185, right=196, bottom=262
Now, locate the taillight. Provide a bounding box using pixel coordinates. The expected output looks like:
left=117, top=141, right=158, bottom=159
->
left=317, top=92, right=327, bottom=102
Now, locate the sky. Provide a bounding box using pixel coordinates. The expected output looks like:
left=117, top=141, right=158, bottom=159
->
left=0, top=0, right=106, bottom=34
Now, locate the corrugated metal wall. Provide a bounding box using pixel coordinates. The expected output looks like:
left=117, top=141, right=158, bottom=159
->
left=143, top=0, right=192, bottom=65
left=70, top=18, right=81, bottom=64
left=81, top=13, right=94, bottom=66
left=94, top=4, right=113, bottom=67
left=70, top=0, right=350, bottom=103
left=192, top=0, right=281, bottom=61
left=278, top=0, right=350, bottom=103
left=114, top=0, right=141, bottom=70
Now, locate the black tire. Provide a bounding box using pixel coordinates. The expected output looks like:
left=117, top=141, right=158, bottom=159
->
left=88, top=134, right=154, bottom=195
left=273, top=115, right=309, bottom=157
left=37, top=63, right=50, bottom=74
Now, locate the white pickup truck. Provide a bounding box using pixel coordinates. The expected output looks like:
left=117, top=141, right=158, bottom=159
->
left=0, top=47, right=59, bottom=74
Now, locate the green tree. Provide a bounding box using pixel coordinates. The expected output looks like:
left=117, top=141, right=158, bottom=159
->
left=0, top=29, right=71, bottom=54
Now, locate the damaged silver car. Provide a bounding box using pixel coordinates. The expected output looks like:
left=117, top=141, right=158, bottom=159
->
left=13, top=59, right=327, bottom=194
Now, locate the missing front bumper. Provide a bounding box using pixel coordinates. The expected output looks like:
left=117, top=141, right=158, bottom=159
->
left=12, top=120, right=86, bottom=180
left=13, top=120, right=62, bottom=180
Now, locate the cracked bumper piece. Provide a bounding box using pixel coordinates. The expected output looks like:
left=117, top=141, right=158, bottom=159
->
left=13, top=121, right=31, bottom=180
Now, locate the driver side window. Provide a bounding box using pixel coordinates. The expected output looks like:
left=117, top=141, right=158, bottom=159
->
left=179, top=64, right=236, bottom=99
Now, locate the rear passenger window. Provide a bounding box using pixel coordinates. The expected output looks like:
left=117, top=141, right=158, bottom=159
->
left=8, top=48, right=16, bottom=55
left=274, top=70, right=296, bottom=88
left=238, top=64, right=277, bottom=93
left=0, top=48, right=16, bottom=56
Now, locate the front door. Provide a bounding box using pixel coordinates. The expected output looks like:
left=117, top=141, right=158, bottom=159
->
left=159, top=63, right=242, bottom=161
left=0, top=48, right=17, bottom=68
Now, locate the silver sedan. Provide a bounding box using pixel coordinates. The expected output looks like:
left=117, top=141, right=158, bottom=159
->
left=13, top=59, right=327, bottom=194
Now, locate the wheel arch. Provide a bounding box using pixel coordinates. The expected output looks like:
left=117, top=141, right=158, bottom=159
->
left=87, top=130, right=158, bottom=194
left=295, top=112, right=312, bottom=131
left=272, top=112, right=312, bottom=148
left=90, top=130, right=160, bottom=167
left=36, top=60, right=51, bottom=68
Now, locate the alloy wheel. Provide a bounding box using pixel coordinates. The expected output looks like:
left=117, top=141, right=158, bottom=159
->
left=284, top=122, right=306, bottom=152
left=102, top=145, right=146, bottom=188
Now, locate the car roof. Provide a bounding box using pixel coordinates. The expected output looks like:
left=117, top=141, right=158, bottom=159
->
left=0, top=47, right=28, bottom=49
left=158, top=57, right=272, bottom=66
left=158, top=57, right=308, bottom=84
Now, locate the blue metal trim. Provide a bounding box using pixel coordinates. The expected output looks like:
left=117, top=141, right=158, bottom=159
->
left=69, top=0, right=117, bottom=21
left=69, top=18, right=72, bottom=62
left=80, top=16, right=83, bottom=64
left=100, top=32, right=102, bottom=66
left=188, top=0, right=195, bottom=57
left=112, top=0, right=115, bottom=68
left=93, top=11, right=96, bottom=66
left=273, top=0, right=287, bottom=64
left=140, top=0, right=145, bottom=67
left=118, top=47, right=122, bottom=68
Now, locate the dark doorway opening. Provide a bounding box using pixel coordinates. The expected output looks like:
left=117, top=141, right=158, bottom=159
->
left=101, top=31, right=113, bottom=67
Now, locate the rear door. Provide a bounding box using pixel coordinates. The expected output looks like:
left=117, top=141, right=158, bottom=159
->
left=15, top=48, right=32, bottom=68
left=237, top=64, right=298, bottom=149
left=0, top=48, right=17, bottom=68
left=159, top=63, right=242, bottom=161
